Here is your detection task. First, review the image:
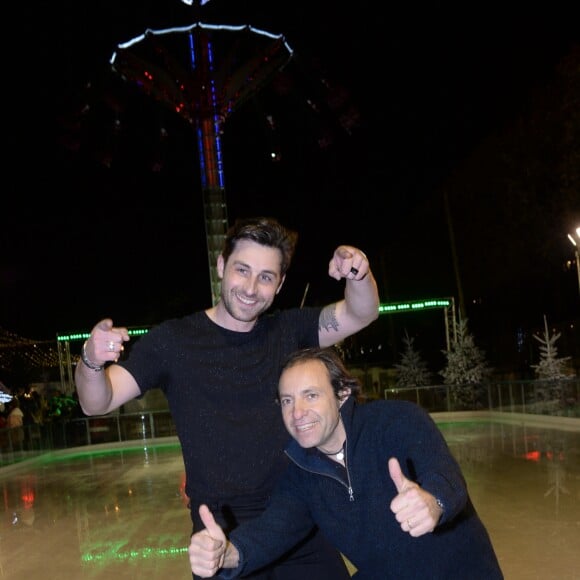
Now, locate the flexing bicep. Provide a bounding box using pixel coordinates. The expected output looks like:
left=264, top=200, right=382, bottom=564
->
left=106, top=365, right=142, bottom=410
left=77, top=364, right=141, bottom=416
left=318, top=300, right=372, bottom=347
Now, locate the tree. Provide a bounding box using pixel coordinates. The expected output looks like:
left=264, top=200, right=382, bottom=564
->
left=531, top=315, right=572, bottom=380
left=394, top=331, right=431, bottom=388
left=440, top=318, right=491, bottom=409
left=530, top=315, right=572, bottom=412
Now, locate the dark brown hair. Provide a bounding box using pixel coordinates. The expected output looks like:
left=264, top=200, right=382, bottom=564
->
left=222, top=217, right=298, bottom=275
left=279, top=347, right=361, bottom=399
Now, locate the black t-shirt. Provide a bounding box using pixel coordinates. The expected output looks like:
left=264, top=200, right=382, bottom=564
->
left=118, top=307, right=321, bottom=505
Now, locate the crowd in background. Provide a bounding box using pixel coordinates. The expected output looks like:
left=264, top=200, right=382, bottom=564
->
left=0, top=387, right=83, bottom=450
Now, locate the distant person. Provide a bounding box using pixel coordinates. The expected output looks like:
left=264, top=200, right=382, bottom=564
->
left=0, top=408, right=7, bottom=448
left=30, top=390, right=48, bottom=425
left=19, top=387, right=38, bottom=426
left=188, top=346, right=503, bottom=579
left=74, top=216, right=380, bottom=579
left=7, top=397, right=25, bottom=448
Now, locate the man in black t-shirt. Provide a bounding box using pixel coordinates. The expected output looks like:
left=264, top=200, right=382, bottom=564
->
left=74, top=216, right=379, bottom=579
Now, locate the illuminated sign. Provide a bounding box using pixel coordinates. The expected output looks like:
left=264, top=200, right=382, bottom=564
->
left=378, top=298, right=452, bottom=314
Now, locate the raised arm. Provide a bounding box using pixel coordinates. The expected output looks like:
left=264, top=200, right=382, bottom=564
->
left=319, top=245, right=380, bottom=348
left=74, top=318, right=140, bottom=415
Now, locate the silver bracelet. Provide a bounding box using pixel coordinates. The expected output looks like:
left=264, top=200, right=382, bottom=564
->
left=81, top=340, right=104, bottom=372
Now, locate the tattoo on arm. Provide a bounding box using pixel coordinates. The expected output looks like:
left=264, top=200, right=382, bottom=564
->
left=319, top=305, right=339, bottom=332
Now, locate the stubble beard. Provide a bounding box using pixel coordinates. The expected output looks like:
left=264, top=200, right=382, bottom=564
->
left=222, top=288, right=273, bottom=323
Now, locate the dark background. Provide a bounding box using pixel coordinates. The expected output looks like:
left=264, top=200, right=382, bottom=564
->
left=2, top=1, right=579, bottom=376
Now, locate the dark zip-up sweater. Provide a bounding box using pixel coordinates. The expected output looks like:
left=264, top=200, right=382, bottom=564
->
left=224, top=397, right=503, bottom=579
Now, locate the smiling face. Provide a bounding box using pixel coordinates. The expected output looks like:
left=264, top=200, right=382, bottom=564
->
left=278, top=359, right=349, bottom=453
left=216, top=239, right=285, bottom=330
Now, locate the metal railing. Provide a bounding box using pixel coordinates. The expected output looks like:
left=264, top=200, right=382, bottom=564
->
left=384, top=378, right=580, bottom=416
left=2, top=378, right=578, bottom=469
left=0, top=410, right=178, bottom=469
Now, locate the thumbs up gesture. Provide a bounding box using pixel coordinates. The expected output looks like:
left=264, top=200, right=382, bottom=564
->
left=388, top=457, right=443, bottom=537
left=188, top=504, right=238, bottom=577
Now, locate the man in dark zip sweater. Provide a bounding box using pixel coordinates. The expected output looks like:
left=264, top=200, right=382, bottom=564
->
left=189, top=347, right=503, bottom=580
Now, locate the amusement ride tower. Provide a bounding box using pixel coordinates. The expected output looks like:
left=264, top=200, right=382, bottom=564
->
left=110, top=1, right=293, bottom=304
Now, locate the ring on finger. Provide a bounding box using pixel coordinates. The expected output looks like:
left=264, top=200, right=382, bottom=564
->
left=107, top=341, right=115, bottom=352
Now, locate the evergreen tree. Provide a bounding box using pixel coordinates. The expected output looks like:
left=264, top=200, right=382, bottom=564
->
left=440, top=317, right=491, bottom=409
left=531, top=315, right=571, bottom=380
left=394, top=331, right=431, bottom=388
left=530, top=316, right=572, bottom=411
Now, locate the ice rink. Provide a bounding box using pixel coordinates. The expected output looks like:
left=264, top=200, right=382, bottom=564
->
left=1, top=418, right=579, bottom=579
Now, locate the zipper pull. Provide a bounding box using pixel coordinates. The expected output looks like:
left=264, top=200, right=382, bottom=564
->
left=348, top=487, right=354, bottom=502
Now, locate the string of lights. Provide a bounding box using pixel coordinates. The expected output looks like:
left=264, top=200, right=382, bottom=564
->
left=0, top=328, right=61, bottom=370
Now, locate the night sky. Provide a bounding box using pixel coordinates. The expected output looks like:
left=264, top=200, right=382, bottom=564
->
left=2, top=1, right=579, bottom=371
